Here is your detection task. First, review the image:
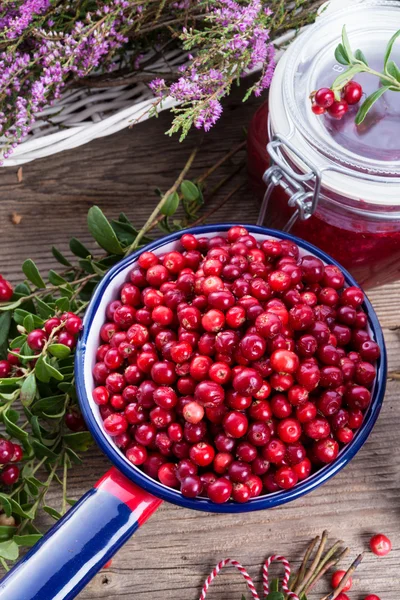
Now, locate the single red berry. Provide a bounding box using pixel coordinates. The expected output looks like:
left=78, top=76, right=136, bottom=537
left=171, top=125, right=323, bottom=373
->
left=1, top=464, right=19, bottom=485
left=364, top=596, right=380, bottom=600
left=314, top=438, right=339, bottom=463
left=0, top=439, right=14, bottom=464
left=312, top=104, right=325, bottom=115
left=181, top=475, right=203, bottom=498
left=103, top=413, right=128, bottom=436
left=58, top=331, right=76, bottom=349
left=0, top=278, right=13, bottom=302
left=369, top=533, right=392, bottom=556
left=207, top=477, right=232, bottom=503
left=182, top=401, right=204, bottom=424
left=328, top=100, right=349, bottom=119
left=335, top=595, right=349, bottom=600
left=277, top=418, right=302, bottom=444
left=92, top=386, right=109, bottom=406
left=223, top=411, right=248, bottom=438
left=343, top=81, right=363, bottom=105
left=10, top=443, right=23, bottom=463
left=275, top=466, right=298, bottom=489
left=126, top=443, right=148, bottom=466
left=65, top=412, right=85, bottom=431
left=0, top=360, right=11, bottom=378
left=314, top=88, right=335, bottom=108
left=65, top=315, right=82, bottom=335
left=331, top=570, right=352, bottom=592
left=232, top=483, right=251, bottom=503
left=27, top=329, right=48, bottom=351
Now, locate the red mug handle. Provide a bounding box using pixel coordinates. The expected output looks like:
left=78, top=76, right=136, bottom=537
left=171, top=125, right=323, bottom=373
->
left=0, top=467, right=162, bottom=600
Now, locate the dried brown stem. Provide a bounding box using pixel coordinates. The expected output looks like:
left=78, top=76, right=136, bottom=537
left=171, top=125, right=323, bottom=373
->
left=294, top=530, right=329, bottom=595
left=196, top=141, right=246, bottom=184
left=304, top=547, right=350, bottom=594
left=388, top=372, right=400, bottom=381
left=320, top=553, right=365, bottom=600
left=292, top=536, right=320, bottom=593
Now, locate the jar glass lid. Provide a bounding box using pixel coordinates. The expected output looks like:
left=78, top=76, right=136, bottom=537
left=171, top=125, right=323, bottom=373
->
left=283, top=0, right=400, bottom=177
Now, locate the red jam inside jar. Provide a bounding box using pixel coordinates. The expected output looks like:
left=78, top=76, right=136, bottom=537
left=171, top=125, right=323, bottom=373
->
left=247, top=1, right=400, bottom=288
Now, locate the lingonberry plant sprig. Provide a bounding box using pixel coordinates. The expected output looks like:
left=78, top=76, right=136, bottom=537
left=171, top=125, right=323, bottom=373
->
left=0, top=146, right=243, bottom=568
left=311, top=25, right=400, bottom=123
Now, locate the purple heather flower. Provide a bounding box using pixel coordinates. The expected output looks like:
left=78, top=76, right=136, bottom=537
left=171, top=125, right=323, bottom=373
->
left=195, top=99, right=223, bottom=132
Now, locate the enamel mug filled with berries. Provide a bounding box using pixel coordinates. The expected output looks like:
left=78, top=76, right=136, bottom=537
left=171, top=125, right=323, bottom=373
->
left=0, top=225, right=386, bottom=600
left=247, top=0, right=400, bottom=288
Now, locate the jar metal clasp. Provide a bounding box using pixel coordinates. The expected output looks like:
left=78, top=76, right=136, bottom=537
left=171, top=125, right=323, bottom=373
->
left=257, top=132, right=322, bottom=232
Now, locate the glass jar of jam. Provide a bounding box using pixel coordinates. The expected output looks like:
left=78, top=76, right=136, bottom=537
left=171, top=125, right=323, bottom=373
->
left=248, top=0, right=400, bottom=288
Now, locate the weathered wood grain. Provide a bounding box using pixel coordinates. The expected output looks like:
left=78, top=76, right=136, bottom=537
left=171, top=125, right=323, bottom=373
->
left=0, top=86, right=399, bottom=600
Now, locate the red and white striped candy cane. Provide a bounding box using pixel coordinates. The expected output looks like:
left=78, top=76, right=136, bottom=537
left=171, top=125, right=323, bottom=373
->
left=262, top=555, right=300, bottom=600
left=199, top=558, right=261, bottom=600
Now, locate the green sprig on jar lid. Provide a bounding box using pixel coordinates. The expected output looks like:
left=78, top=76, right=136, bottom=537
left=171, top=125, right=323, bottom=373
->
left=311, top=25, right=400, bottom=122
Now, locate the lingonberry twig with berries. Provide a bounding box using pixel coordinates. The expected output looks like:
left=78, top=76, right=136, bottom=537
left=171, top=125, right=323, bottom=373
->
left=311, top=25, right=400, bottom=122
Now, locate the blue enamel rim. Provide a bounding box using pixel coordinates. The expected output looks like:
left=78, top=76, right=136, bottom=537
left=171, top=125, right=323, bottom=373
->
left=75, top=224, right=387, bottom=513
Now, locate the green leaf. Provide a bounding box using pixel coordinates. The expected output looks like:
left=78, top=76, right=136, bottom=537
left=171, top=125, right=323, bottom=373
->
left=22, top=259, right=45, bottom=289
left=35, top=356, right=51, bottom=383
left=9, top=336, right=26, bottom=350
left=31, top=439, right=58, bottom=461
left=63, top=431, right=93, bottom=452
left=52, top=246, right=72, bottom=267
left=14, top=283, right=30, bottom=296
left=334, top=43, right=349, bottom=65
left=87, top=206, right=124, bottom=255
left=0, top=526, right=16, bottom=542
left=14, top=310, right=43, bottom=328
left=180, top=180, right=199, bottom=202
left=384, top=29, right=400, bottom=71
left=44, top=358, right=64, bottom=381
left=43, top=506, right=62, bottom=521
left=3, top=409, right=28, bottom=442
left=160, top=191, right=180, bottom=217
left=386, top=60, right=400, bottom=83
left=55, top=298, right=70, bottom=313
left=355, top=48, right=368, bottom=66
left=20, top=372, right=37, bottom=407
left=69, top=238, right=92, bottom=259
left=0, top=311, right=11, bottom=359
left=355, top=86, right=390, bottom=125
left=0, top=540, right=19, bottom=561
left=332, top=64, right=364, bottom=90
left=0, top=299, right=23, bottom=312
left=65, top=447, right=83, bottom=465
left=0, top=495, right=12, bottom=517
left=35, top=298, right=54, bottom=320
left=66, top=498, right=77, bottom=507
left=266, top=594, right=284, bottom=600
left=341, top=25, right=354, bottom=62
left=13, top=534, right=42, bottom=547
left=23, top=313, right=35, bottom=333
left=48, top=344, right=71, bottom=360
left=48, top=270, right=67, bottom=286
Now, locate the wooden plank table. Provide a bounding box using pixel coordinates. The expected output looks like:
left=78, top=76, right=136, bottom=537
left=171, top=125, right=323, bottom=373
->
left=0, top=86, right=399, bottom=600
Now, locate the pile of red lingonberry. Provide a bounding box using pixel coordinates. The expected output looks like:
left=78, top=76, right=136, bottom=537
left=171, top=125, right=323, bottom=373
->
left=311, top=81, right=363, bottom=119
left=92, top=226, right=380, bottom=504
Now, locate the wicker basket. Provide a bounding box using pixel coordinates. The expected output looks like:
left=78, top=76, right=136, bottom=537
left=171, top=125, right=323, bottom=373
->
left=1, top=0, right=352, bottom=167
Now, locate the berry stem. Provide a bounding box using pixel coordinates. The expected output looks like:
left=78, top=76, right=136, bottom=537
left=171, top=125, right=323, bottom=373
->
left=124, top=147, right=198, bottom=255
